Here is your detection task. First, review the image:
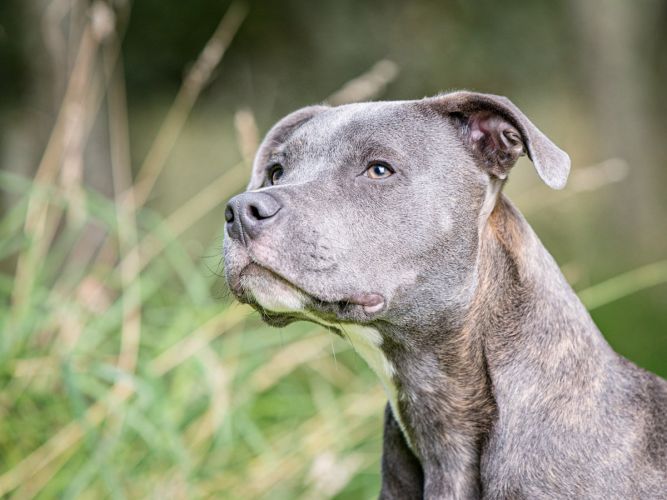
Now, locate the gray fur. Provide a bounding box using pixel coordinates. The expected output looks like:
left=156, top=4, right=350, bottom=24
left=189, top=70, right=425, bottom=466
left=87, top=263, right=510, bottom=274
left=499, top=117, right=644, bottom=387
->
left=223, top=91, right=667, bottom=499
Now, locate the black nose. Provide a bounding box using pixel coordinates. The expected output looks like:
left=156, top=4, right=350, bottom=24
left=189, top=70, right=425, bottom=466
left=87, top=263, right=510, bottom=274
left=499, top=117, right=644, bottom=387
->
left=225, top=191, right=282, bottom=242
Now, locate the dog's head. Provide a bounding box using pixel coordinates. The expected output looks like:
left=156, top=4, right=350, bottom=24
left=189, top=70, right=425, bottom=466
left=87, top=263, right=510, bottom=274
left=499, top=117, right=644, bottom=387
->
left=223, top=92, right=569, bottom=330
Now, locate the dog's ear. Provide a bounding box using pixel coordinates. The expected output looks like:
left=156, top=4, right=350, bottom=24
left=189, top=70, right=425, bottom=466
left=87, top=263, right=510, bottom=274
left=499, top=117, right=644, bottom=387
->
left=431, top=91, right=570, bottom=189
left=249, top=105, right=329, bottom=189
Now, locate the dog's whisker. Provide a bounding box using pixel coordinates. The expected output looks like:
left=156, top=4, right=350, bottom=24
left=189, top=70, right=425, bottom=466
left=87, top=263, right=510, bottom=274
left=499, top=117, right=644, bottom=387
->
left=329, top=329, right=338, bottom=371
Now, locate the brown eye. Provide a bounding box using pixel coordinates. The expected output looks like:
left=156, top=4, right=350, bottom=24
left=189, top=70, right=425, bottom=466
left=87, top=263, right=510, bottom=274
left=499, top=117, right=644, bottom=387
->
left=365, top=163, right=394, bottom=180
left=269, top=165, right=284, bottom=185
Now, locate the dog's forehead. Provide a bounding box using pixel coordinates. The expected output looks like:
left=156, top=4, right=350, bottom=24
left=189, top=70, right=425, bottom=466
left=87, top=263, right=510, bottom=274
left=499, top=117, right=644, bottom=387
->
left=281, top=101, right=427, bottom=156
left=249, top=99, right=464, bottom=190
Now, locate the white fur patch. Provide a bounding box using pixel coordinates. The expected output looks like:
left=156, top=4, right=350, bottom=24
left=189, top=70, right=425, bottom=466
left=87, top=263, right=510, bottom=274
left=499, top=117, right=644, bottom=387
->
left=481, top=178, right=503, bottom=223
left=242, top=273, right=307, bottom=312
left=335, top=324, right=413, bottom=451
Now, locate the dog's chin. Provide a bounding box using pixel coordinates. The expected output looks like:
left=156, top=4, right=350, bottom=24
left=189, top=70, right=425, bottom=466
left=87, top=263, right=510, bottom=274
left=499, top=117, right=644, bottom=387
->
left=229, top=262, right=387, bottom=326
left=239, top=264, right=309, bottom=314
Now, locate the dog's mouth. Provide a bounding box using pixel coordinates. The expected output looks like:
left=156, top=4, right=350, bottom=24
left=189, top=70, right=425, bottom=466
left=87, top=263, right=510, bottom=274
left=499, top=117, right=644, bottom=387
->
left=233, top=262, right=386, bottom=326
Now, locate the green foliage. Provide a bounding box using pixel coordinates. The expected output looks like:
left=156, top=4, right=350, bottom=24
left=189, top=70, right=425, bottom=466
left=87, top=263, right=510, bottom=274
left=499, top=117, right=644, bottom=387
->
left=0, top=169, right=388, bottom=498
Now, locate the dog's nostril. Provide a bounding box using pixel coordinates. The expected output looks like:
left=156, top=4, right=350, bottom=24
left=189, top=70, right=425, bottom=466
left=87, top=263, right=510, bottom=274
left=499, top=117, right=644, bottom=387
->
left=248, top=203, right=279, bottom=220
left=249, top=204, right=262, bottom=220
left=224, top=205, right=235, bottom=223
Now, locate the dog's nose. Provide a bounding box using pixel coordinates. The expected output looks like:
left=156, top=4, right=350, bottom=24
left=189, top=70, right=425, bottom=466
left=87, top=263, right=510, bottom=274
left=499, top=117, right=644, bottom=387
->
left=225, top=192, right=282, bottom=242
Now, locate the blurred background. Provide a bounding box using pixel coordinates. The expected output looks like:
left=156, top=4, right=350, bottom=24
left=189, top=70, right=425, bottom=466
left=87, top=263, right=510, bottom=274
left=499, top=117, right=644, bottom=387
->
left=0, top=0, right=665, bottom=498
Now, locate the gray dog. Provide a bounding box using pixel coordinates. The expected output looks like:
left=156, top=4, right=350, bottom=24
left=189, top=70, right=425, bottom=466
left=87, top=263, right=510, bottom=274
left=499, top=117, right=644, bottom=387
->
left=223, top=91, right=667, bottom=499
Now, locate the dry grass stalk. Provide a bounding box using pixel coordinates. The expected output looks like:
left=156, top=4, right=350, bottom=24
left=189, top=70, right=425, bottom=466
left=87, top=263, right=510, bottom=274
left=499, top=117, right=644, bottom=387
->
left=80, top=2, right=248, bottom=300
left=131, top=2, right=248, bottom=207
left=326, top=59, right=399, bottom=106
left=149, top=306, right=249, bottom=376
left=250, top=335, right=331, bottom=392
left=234, top=108, right=260, bottom=165
left=107, top=41, right=141, bottom=378
left=514, top=157, right=629, bottom=212
left=10, top=10, right=101, bottom=324
left=579, top=259, right=667, bottom=310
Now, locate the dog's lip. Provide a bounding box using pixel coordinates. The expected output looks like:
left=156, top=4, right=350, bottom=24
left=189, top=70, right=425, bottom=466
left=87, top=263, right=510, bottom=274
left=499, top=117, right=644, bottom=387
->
left=345, top=292, right=386, bottom=314
left=239, top=261, right=386, bottom=315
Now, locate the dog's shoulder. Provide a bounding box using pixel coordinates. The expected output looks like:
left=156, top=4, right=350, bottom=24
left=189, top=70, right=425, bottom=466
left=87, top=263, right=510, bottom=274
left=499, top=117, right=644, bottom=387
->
left=627, top=359, right=667, bottom=471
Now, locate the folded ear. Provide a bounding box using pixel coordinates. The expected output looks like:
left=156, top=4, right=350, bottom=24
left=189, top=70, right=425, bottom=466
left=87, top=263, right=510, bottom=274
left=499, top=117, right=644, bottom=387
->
left=430, top=91, right=570, bottom=189
left=249, top=105, right=329, bottom=189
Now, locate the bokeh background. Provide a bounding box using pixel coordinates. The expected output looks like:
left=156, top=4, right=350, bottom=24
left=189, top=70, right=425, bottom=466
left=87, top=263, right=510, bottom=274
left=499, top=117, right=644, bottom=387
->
left=1, top=0, right=666, bottom=498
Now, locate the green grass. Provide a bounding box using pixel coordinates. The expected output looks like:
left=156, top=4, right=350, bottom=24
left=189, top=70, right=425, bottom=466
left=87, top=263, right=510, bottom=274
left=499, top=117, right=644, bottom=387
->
left=0, top=168, right=388, bottom=499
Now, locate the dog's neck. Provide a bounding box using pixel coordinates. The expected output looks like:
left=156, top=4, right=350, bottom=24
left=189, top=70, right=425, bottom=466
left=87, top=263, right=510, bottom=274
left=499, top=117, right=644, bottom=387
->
left=379, top=194, right=612, bottom=498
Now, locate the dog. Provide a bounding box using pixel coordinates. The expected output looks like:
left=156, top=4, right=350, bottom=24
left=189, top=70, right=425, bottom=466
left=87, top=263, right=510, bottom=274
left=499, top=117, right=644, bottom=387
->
left=223, top=91, right=667, bottom=499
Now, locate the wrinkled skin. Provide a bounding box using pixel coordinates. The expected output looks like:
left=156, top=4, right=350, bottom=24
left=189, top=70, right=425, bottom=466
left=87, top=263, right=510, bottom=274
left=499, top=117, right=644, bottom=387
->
left=223, top=92, right=667, bottom=499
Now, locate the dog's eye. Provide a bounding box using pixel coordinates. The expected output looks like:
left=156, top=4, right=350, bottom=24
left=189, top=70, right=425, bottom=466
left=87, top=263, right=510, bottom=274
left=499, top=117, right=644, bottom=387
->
left=365, top=163, right=394, bottom=180
left=268, top=165, right=284, bottom=185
